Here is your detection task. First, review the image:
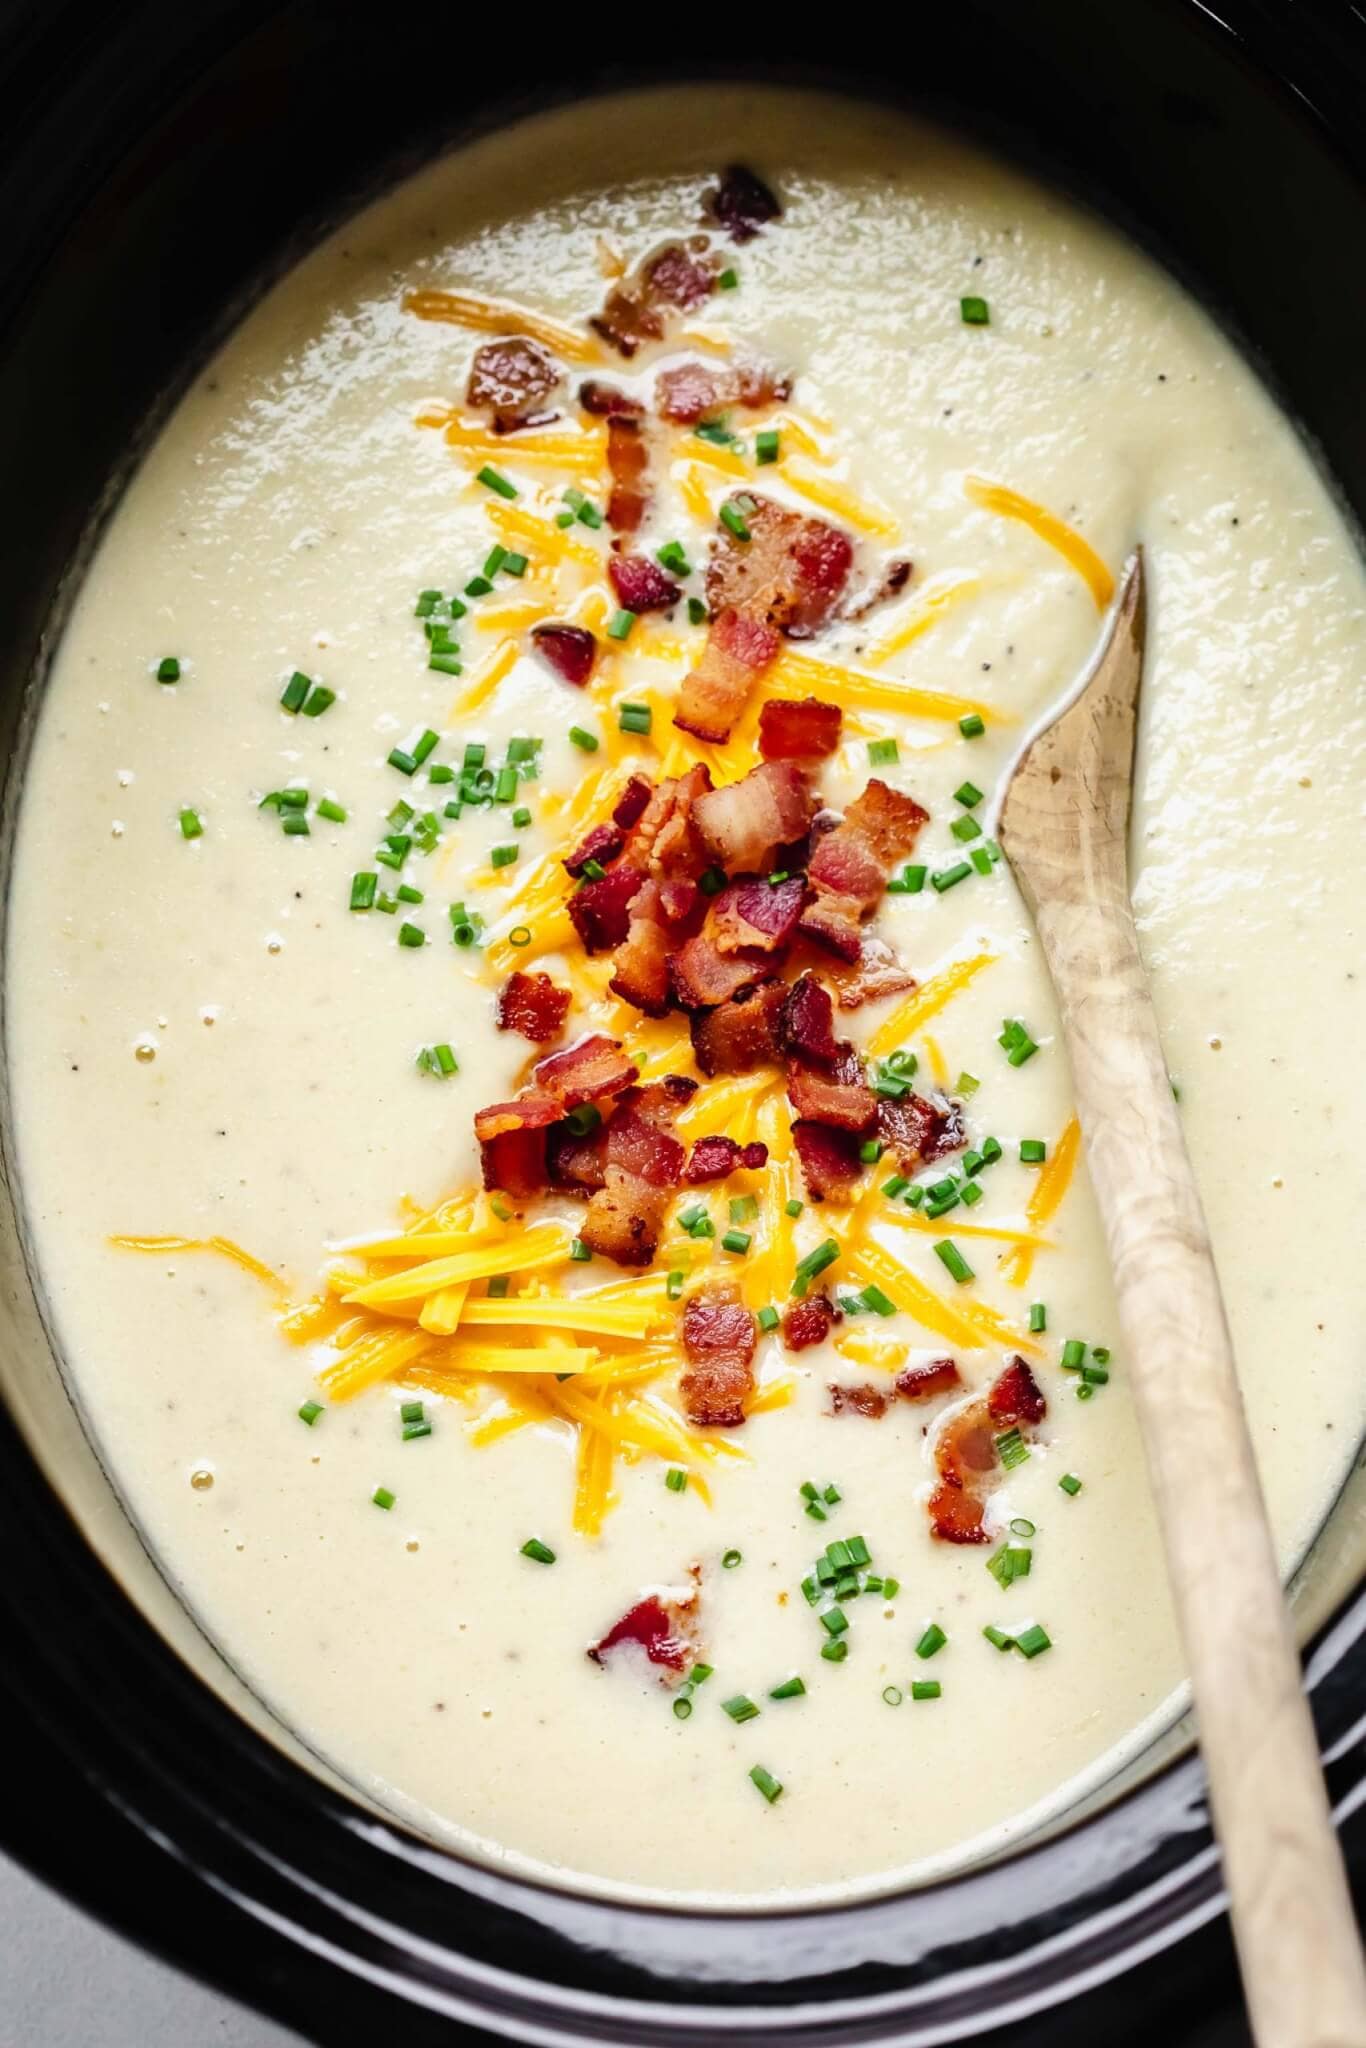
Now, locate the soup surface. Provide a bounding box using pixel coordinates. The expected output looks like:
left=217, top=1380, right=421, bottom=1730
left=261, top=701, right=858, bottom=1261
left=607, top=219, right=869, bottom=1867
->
left=8, top=87, right=1366, bottom=1905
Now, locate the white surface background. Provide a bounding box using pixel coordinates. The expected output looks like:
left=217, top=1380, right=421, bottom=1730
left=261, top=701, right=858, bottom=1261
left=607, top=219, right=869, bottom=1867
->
left=0, top=1852, right=305, bottom=2046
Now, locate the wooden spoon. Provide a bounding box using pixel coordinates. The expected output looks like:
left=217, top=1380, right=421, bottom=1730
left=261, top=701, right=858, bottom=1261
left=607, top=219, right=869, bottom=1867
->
left=995, top=550, right=1366, bottom=2048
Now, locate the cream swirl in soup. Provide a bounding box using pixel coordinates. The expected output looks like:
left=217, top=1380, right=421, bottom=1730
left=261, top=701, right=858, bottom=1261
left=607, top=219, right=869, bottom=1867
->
left=8, top=86, right=1365, bottom=1905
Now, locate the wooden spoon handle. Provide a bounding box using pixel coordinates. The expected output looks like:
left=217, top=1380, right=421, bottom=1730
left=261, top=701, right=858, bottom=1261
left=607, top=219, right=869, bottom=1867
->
left=1030, top=874, right=1366, bottom=2047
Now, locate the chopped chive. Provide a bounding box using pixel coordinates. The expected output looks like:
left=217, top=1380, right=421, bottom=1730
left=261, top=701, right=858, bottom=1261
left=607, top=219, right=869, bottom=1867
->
left=956, top=1071, right=981, bottom=1097
left=618, top=701, right=652, bottom=734
left=1014, top=1624, right=1052, bottom=1659
left=1029, top=1301, right=1047, bottom=1333
left=1019, top=1139, right=1046, bottom=1165
left=666, top=1270, right=685, bottom=1300
left=493, top=765, right=518, bottom=803
left=757, top=1305, right=780, bottom=1332
left=432, top=1043, right=458, bottom=1076
left=687, top=597, right=708, bottom=626
left=784, top=1198, right=804, bottom=1218
left=719, top=266, right=739, bottom=290
left=932, top=861, right=972, bottom=893
left=721, top=1228, right=752, bottom=1256
left=769, top=1675, right=805, bottom=1700
left=569, top=1237, right=592, bottom=1263
left=520, top=1537, right=556, bottom=1565
left=970, top=845, right=993, bottom=875
left=915, top=1623, right=947, bottom=1660
left=823, top=1483, right=841, bottom=1505
left=790, top=1239, right=839, bottom=1297
left=845, top=1535, right=870, bottom=1566
left=960, top=1181, right=984, bottom=1207
left=301, top=684, right=336, bottom=717
left=960, top=295, right=990, bottom=325
left=720, top=500, right=752, bottom=543
left=1061, top=1338, right=1086, bottom=1369
left=656, top=540, right=691, bottom=576
left=665, top=1466, right=687, bottom=1493
left=397, top=922, right=426, bottom=948
left=606, top=609, right=637, bottom=642
left=464, top=576, right=494, bottom=598
left=483, top=545, right=508, bottom=579
left=508, top=925, right=531, bottom=948
left=156, top=656, right=181, bottom=683
left=1076, top=1383, right=1095, bottom=1402
left=672, top=1694, right=693, bottom=1719
left=983, top=1625, right=1014, bottom=1651
left=987, top=1542, right=1032, bottom=1588
left=511, top=805, right=532, bottom=829
left=372, top=1487, right=395, bottom=1511
left=959, top=713, right=985, bottom=738
left=911, top=1679, right=942, bottom=1700
left=564, top=1104, right=602, bottom=1138
left=934, top=1239, right=974, bottom=1285
left=414, top=590, right=442, bottom=617
left=315, top=797, right=347, bottom=824
left=826, top=1540, right=852, bottom=1572
left=691, top=1663, right=715, bottom=1685
left=1059, top=1472, right=1083, bottom=1497
left=490, top=843, right=519, bottom=869
left=477, top=465, right=518, bottom=499
left=755, top=428, right=780, bottom=465
left=297, top=1399, right=324, bottom=1426
left=880, top=1575, right=901, bottom=1599
left=950, top=813, right=982, bottom=843
left=994, top=1426, right=1030, bottom=1470
left=722, top=1694, right=759, bottom=1723
left=859, top=1284, right=896, bottom=1318
left=882, top=1685, right=904, bottom=1706
left=820, top=1607, right=848, bottom=1637
left=282, top=808, right=309, bottom=834
left=867, top=738, right=899, bottom=767
left=486, top=1275, right=510, bottom=1298
left=981, top=1135, right=1003, bottom=1164
left=1081, top=1363, right=1110, bottom=1385
left=178, top=807, right=204, bottom=840
left=279, top=670, right=311, bottom=713
left=954, top=780, right=984, bottom=808
left=695, top=419, right=737, bottom=447
left=403, top=1420, right=432, bottom=1442
left=1092, top=1346, right=1111, bottom=1364
left=396, top=883, right=423, bottom=905
left=749, top=1764, right=783, bottom=1804
left=568, top=724, right=599, bottom=752
left=388, top=749, right=417, bottom=776
left=881, top=1174, right=909, bottom=1199
left=1010, top=1519, right=1036, bottom=1541
left=728, top=1195, right=759, bottom=1224
left=502, top=551, right=529, bottom=578
left=858, top=1138, right=884, bottom=1164
left=820, top=1638, right=848, bottom=1663
left=428, top=764, right=455, bottom=785
left=722, top=1547, right=743, bottom=1569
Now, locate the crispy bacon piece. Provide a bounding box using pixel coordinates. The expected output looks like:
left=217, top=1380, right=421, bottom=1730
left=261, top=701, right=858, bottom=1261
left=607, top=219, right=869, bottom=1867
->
left=792, top=1120, right=865, bottom=1202
left=782, top=1292, right=840, bottom=1352
left=563, top=819, right=622, bottom=877
left=669, top=932, right=776, bottom=1010
left=800, top=779, right=929, bottom=962
left=588, top=1576, right=700, bottom=1683
left=580, top=1077, right=694, bottom=1267
left=758, top=696, right=842, bottom=762
left=877, top=1092, right=967, bottom=1170
left=579, top=379, right=644, bottom=418
left=692, top=760, right=814, bottom=874
left=533, top=1034, right=637, bottom=1111
left=844, top=556, right=913, bottom=622
left=606, top=415, right=649, bottom=535
left=830, top=1383, right=888, bottom=1418
left=683, top=1135, right=769, bottom=1183
left=592, top=238, right=720, bottom=358
left=787, top=1048, right=877, bottom=1132
left=778, top=974, right=842, bottom=1065
left=624, top=763, right=713, bottom=879
left=466, top=336, right=560, bottom=432
left=674, top=606, right=782, bottom=745
left=613, top=773, right=653, bottom=831
left=496, top=971, right=570, bottom=1045
left=609, top=553, right=680, bottom=614
left=829, top=937, right=917, bottom=1012
left=706, top=495, right=854, bottom=640
left=896, top=1358, right=963, bottom=1402
left=709, top=877, right=807, bottom=956
left=689, top=981, right=786, bottom=1076
left=532, top=622, right=597, bottom=688
left=680, top=1288, right=757, bottom=1428
left=609, top=879, right=674, bottom=1017
left=928, top=1358, right=1048, bottom=1545
left=568, top=863, right=645, bottom=952
left=546, top=1121, right=607, bottom=1195
left=655, top=358, right=792, bottom=425
left=474, top=1092, right=561, bottom=1199
left=704, top=164, right=782, bottom=243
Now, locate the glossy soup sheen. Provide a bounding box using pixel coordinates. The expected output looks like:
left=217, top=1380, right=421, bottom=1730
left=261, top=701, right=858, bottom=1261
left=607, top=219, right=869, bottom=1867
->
left=8, top=87, right=1365, bottom=1904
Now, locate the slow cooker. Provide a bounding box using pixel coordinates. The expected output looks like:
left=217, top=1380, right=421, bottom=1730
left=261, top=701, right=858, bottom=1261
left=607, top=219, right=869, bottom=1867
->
left=0, top=4, right=1361, bottom=2041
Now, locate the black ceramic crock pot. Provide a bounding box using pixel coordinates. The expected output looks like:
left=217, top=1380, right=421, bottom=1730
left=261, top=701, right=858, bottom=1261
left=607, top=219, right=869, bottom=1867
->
left=0, top=5, right=1362, bottom=2042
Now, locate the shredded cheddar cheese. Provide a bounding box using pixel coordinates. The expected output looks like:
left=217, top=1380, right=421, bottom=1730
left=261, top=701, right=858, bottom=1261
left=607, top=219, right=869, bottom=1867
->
left=109, top=1233, right=285, bottom=1294
left=769, top=650, right=999, bottom=727
left=868, top=952, right=998, bottom=1058
left=867, top=574, right=983, bottom=664
left=1001, top=1115, right=1082, bottom=1286
left=964, top=474, right=1115, bottom=608
left=779, top=460, right=897, bottom=537
left=402, top=288, right=601, bottom=364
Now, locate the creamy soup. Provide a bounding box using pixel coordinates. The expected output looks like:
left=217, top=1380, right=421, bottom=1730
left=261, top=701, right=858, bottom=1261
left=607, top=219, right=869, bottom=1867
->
left=8, top=86, right=1365, bottom=1907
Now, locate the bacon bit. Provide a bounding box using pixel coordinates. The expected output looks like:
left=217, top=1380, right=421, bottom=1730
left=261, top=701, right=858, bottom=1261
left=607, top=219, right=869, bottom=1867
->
left=547, top=1122, right=607, bottom=1195
left=692, top=759, right=814, bottom=874
left=606, top=415, right=649, bottom=535
left=895, top=1358, right=962, bottom=1402
left=624, top=763, right=713, bottom=879
left=706, top=495, right=854, bottom=640
left=563, top=820, right=623, bottom=878
left=800, top=779, right=930, bottom=962
left=589, top=1582, right=700, bottom=1682
left=758, top=696, right=842, bottom=762
left=929, top=1358, right=1048, bottom=1545
left=658, top=878, right=701, bottom=923
left=830, top=1382, right=888, bottom=1418
left=592, top=238, right=720, bottom=358
left=466, top=336, right=561, bottom=433
left=609, top=880, right=675, bottom=1018
left=709, top=876, right=807, bottom=956
left=568, top=863, right=646, bottom=952
left=669, top=932, right=777, bottom=1010
left=532, top=622, right=597, bottom=688
left=680, top=1288, right=757, bottom=1428
left=613, top=773, right=654, bottom=831
left=828, top=937, right=917, bottom=1012
left=787, top=1048, right=877, bottom=1133
left=704, top=164, right=783, bottom=243
left=477, top=1125, right=552, bottom=1201
left=496, top=970, right=571, bottom=1045
left=609, top=553, right=680, bottom=613
left=782, top=1292, right=840, bottom=1352
left=533, top=1033, right=638, bottom=1110
left=655, top=358, right=792, bottom=425
left=792, top=1120, right=865, bottom=1202
left=690, top=981, right=787, bottom=1076
left=674, top=606, right=782, bottom=744
left=988, top=1356, right=1046, bottom=1426
left=683, top=1135, right=769, bottom=1183
left=877, top=1092, right=967, bottom=1170
left=778, top=974, right=842, bottom=1065
left=579, top=379, right=644, bottom=418
left=580, top=1078, right=694, bottom=1267
left=843, top=556, right=913, bottom=622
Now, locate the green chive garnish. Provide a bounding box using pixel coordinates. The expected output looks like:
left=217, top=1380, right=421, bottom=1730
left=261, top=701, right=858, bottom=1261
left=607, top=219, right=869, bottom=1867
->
left=1029, top=1302, right=1047, bottom=1333
left=1059, top=1472, right=1083, bottom=1497
left=372, top=1487, right=395, bottom=1511
left=722, top=1694, right=759, bottom=1723
left=477, top=465, right=518, bottom=499
left=618, top=701, right=651, bottom=734
left=656, top=540, right=691, bottom=576
left=490, top=843, right=519, bottom=869
left=757, top=1305, right=779, bottom=1332
left=911, top=1680, right=942, bottom=1700
left=301, top=684, right=336, bottom=717
left=520, top=1537, right=555, bottom=1565
left=297, top=1400, right=323, bottom=1426
left=934, top=1239, right=974, bottom=1285
left=721, top=1229, right=751, bottom=1255
left=279, top=670, right=311, bottom=713
left=687, top=597, right=707, bottom=626
left=720, top=500, right=752, bottom=542
left=350, top=872, right=378, bottom=910
left=960, top=296, right=990, bottom=325
left=755, top=428, right=780, bottom=465
left=568, top=725, right=599, bottom=752
left=156, top=656, right=181, bottom=683
left=882, top=1685, right=904, bottom=1706
left=178, top=808, right=204, bottom=840
left=569, top=1237, right=592, bottom=1263
left=665, top=1466, right=687, bottom=1493
left=915, top=1623, right=947, bottom=1659
left=1014, top=1624, right=1052, bottom=1659
left=959, top=713, right=985, bottom=738
left=932, top=861, right=972, bottom=892
left=867, top=738, right=898, bottom=767
left=749, top=1765, right=782, bottom=1804
left=820, top=1639, right=848, bottom=1663
left=397, top=922, right=426, bottom=948
left=606, top=609, right=637, bottom=642
left=722, top=1548, right=743, bottom=1569
left=769, top=1676, right=805, bottom=1700
left=784, top=1198, right=804, bottom=1218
